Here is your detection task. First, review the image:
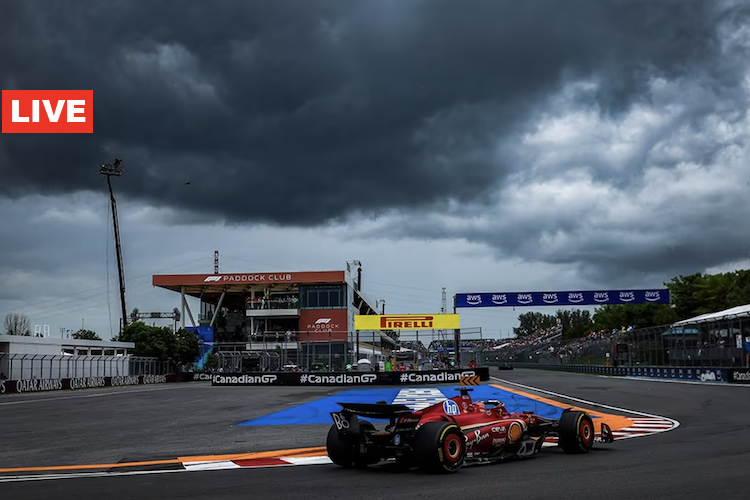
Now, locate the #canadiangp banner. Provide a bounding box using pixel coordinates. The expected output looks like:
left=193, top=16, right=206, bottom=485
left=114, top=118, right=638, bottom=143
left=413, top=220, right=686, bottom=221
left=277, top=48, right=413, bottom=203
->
left=455, top=289, right=670, bottom=308
left=210, top=367, right=490, bottom=386
left=354, top=314, right=460, bottom=331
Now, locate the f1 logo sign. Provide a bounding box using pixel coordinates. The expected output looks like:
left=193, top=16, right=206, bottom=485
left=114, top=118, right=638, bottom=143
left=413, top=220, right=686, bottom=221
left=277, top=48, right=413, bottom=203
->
left=2, top=90, right=93, bottom=133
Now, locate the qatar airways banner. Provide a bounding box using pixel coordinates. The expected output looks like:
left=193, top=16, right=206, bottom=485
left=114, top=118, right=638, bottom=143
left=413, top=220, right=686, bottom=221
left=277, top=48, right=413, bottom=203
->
left=455, top=289, right=670, bottom=308
left=0, top=374, right=189, bottom=395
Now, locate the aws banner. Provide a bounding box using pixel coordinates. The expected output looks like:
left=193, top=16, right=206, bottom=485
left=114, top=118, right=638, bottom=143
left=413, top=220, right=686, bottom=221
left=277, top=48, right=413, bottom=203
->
left=455, top=289, right=670, bottom=308
left=354, top=314, right=460, bottom=331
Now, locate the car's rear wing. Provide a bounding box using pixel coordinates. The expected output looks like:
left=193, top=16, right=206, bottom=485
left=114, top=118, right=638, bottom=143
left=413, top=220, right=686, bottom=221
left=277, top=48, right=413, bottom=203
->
left=330, top=402, right=415, bottom=435
left=336, top=402, right=414, bottom=418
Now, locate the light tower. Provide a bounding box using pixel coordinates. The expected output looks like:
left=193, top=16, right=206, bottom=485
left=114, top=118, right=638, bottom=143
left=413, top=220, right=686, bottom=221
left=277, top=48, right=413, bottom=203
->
left=100, top=158, right=128, bottom=331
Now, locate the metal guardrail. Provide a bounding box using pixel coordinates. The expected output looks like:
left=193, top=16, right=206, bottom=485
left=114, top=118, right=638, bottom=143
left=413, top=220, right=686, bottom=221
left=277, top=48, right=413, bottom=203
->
left=0, top=353, right=172, bottom=381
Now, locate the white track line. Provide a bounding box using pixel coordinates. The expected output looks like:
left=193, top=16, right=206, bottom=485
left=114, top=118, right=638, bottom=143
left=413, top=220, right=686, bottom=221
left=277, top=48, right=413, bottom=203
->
left=0, top=468, right=189, bottom=483
left=283, top=457, right=333, bottom=466
left=490, top=376, right=681, bottom=430
left=182, top=460, right=241, bottom=471
left=628, top=424, right=673, bottom=428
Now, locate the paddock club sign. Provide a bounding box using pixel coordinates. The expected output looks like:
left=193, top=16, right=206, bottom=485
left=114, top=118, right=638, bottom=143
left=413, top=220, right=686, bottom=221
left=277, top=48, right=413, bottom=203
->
left=354, top=314, right=461, bottom=331
left=211, top=367, right=490, bottom=386
left=455, top=289, right=671, bottom=308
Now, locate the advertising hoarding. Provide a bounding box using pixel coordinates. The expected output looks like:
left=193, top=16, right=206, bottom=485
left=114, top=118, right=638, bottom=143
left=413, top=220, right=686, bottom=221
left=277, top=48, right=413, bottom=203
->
left=455, top=289, right=670, bottom=308
left=354, top=314, right=460, bottom=331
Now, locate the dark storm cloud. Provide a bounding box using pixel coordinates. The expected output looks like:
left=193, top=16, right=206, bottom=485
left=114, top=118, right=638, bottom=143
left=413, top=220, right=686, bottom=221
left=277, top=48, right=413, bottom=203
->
left=0, top=196, right=106, bottom=275
left=1, top=0, right=741, bottom=226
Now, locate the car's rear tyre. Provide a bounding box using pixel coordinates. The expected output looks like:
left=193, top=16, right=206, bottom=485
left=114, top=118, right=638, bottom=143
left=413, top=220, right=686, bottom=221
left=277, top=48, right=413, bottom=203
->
left=326, top=420, right=377, bottom=468
left=558, top=410, right=595, bottom=454
left=413, top=421, right=466, bottom=473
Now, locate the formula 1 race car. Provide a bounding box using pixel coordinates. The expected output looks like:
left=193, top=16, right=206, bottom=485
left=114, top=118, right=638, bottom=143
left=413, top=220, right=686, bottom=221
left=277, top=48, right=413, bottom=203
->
left=326, top=387, right=614, bottom=474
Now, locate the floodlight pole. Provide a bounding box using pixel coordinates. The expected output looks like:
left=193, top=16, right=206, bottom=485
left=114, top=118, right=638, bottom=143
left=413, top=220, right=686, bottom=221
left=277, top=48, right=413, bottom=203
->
left=100, top=158, right=128, bottom=332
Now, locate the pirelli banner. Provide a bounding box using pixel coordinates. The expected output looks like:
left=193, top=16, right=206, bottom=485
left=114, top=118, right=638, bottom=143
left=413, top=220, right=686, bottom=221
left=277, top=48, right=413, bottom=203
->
left=211, top=367, right=490, bottom=386
left=354, top=313, right=460, bottom=331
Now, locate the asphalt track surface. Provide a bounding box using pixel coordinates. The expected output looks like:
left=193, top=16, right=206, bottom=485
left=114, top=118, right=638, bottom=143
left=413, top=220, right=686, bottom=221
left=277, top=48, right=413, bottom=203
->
left=2, top=369, right=749, bottom=499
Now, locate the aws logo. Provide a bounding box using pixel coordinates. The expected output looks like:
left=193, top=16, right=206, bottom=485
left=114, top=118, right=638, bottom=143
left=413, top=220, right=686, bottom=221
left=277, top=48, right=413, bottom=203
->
left=465, top=295, right=483, bottom=305
left=516, top=294, right=533, bottom=305
left=491, top=294, right=507, bottom=305
left=594, top=292, right=609, bottom=303
left=568, top=292, right=584, bottom=303
left=542, top=293, right=558, bottom=304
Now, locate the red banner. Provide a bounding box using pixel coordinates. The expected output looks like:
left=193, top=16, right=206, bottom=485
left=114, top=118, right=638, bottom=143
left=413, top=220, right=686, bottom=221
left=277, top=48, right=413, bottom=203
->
left=298, top=309, right=349, bottom=342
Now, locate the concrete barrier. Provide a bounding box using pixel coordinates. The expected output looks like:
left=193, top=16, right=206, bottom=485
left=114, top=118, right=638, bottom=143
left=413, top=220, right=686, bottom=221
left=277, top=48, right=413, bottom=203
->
left=504, top=363, right=731, bottom=383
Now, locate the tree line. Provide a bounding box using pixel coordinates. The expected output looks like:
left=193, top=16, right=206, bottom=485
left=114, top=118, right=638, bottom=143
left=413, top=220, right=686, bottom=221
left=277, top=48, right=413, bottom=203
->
left=113, top=321, right=199, bottom=367
left=513, top=269, right=750, bottom=340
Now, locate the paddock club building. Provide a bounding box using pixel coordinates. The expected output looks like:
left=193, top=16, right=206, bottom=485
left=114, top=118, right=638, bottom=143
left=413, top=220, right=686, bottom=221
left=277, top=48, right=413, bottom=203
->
left=151, top=267, right=396, bottom=370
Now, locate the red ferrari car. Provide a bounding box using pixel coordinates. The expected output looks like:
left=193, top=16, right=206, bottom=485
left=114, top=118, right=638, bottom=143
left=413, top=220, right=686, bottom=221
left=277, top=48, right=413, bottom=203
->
left=326, top=387, right=615, bottom=473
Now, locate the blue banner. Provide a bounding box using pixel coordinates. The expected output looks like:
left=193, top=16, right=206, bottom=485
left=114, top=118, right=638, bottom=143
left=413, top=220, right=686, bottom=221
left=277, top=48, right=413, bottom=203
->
left=455, top=289, right=670, bottom=308
left=186, top=326, right=215, bottom=369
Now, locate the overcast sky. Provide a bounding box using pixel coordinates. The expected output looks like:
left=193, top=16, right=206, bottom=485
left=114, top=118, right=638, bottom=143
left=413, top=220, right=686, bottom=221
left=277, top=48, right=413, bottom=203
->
left=2, top=0, right=750, bottom=341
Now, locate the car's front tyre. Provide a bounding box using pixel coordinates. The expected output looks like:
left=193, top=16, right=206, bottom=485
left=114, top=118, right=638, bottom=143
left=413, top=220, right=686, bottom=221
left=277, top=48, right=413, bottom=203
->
left=558, top=410, right=595, bottom=453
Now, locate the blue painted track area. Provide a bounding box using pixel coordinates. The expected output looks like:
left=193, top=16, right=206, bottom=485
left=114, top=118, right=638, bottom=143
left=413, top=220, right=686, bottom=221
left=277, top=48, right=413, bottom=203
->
left=237, top=384, right=568, bottom=426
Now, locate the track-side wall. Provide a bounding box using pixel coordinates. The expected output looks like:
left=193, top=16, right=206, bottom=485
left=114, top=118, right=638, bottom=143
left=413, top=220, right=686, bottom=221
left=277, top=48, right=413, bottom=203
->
left=501, top=362, right=750, bottom=384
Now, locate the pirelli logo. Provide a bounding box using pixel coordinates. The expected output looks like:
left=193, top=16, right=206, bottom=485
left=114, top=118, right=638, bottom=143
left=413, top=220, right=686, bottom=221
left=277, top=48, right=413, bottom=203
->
left=380, top=315, right=433, bottom=329
left=354, top=313, right=460, bottom=331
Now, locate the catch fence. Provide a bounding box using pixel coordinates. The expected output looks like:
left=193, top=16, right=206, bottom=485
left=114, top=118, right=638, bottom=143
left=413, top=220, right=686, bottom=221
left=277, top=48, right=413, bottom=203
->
left=0, top=353, right=173, bottom=381
left=483, top=320, right=749, bottom=368
left=208, top=328, right=487, bottom=372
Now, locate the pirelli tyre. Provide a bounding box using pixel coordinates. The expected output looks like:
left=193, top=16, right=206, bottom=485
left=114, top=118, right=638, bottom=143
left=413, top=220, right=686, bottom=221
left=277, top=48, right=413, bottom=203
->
left=326, top=420, right=378, bottom=468
left=413, top=421, right=466, bottom=473
left=558, top=409, right=595, bottom=454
